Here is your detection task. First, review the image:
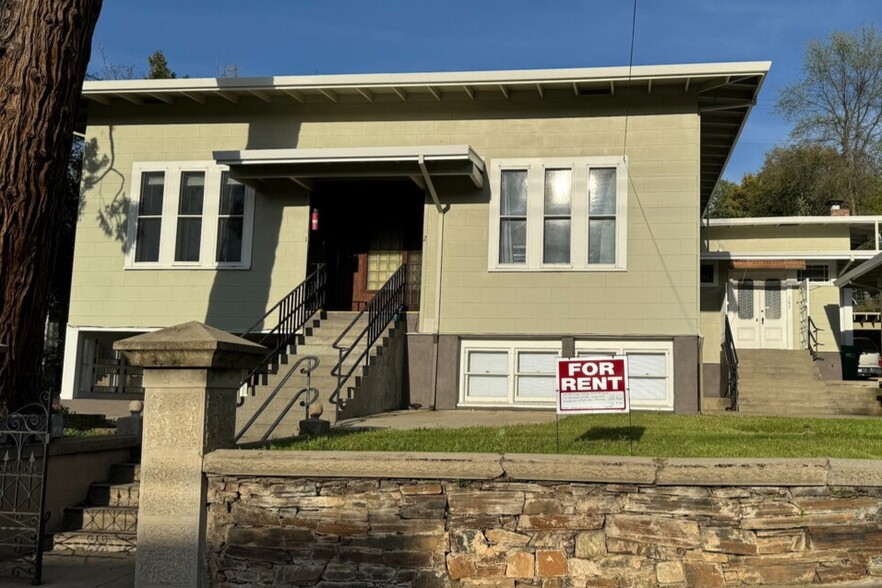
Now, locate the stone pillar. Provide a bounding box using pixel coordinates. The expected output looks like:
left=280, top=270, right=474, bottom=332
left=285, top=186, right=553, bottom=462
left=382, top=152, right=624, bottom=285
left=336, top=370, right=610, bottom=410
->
left=115, top=322, right=265, bottom=588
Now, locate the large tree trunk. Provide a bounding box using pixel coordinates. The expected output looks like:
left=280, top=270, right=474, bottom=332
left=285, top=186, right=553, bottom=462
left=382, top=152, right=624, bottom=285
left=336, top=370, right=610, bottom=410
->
left=0, top=0, right=102, bottom=412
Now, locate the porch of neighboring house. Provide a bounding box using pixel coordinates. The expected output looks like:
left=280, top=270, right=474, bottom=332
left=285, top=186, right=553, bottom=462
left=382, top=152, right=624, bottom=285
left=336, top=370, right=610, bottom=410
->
left=702, top=257, right=882, bottom=417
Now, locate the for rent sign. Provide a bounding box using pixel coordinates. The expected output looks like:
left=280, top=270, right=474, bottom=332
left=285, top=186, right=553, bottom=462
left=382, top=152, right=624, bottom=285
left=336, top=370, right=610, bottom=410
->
left=556, top=357, right=630, bottom=414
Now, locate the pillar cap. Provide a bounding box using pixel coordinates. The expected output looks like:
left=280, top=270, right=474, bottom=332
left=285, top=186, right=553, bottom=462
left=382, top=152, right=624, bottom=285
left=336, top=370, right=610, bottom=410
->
left=114, top=321, right=266, bottom=369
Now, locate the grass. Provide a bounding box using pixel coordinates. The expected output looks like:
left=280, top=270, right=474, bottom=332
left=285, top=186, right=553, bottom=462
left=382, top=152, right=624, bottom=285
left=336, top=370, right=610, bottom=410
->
left=271, top=413, right=882, bottom=459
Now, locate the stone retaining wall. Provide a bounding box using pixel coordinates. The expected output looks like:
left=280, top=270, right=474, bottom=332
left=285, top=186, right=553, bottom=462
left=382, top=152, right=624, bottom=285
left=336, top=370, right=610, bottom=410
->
left=204, top=451, right=882, bottom=586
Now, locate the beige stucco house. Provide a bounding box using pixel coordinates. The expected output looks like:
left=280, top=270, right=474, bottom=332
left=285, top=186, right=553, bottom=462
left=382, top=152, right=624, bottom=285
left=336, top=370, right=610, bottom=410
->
left=62, top=62, right=775, bottom=415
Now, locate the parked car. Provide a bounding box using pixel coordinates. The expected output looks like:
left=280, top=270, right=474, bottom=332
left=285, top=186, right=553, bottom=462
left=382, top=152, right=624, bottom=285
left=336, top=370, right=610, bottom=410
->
left=854, top=337, right=882, bottom=378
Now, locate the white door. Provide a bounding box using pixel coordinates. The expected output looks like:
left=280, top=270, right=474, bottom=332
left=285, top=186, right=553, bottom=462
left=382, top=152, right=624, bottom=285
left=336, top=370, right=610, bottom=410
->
left=729, top=279, right=789, bottom=349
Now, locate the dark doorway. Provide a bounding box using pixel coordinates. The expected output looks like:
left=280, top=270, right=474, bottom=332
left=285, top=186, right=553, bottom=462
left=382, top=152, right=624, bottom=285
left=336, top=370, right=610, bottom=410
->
left=307, top=179, right=424, bottom=311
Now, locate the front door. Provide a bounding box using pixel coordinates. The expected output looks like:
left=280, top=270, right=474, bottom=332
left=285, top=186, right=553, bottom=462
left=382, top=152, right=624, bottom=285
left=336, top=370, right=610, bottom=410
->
left=729, top=278, right=789, bottom=349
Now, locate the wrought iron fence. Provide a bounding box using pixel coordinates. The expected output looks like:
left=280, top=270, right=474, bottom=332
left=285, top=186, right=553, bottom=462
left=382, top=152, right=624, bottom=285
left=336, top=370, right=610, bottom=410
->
left=722, top=315, right=739, bottom=412
left=0, top=394, right=52, bottom=585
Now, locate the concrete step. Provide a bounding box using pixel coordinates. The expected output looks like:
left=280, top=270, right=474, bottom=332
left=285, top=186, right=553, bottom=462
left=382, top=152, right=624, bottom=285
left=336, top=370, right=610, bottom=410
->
left=108, top=463, right=140, bottom=484
left=88, top=482, right=140, bottom=508
left=50, top=530, right=137, bottom=554
left=63, top=505, right=138, bottom=533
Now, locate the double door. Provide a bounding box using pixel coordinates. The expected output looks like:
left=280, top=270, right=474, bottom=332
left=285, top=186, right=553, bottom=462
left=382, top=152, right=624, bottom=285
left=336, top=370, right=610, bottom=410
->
left=728, top=278, right=789, bottom=349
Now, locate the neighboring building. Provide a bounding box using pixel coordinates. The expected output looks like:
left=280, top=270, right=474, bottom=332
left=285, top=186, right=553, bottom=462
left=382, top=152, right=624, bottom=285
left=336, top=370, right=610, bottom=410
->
left=700, top=214, right=882, bottom=396
left=62, top=62, right=773, bottom=415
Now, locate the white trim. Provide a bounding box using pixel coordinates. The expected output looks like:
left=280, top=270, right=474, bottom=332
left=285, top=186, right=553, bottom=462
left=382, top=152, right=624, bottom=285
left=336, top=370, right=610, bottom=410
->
left=700, top=262, right=718, bottom=288
left=125, top=162, right=255, bottom=270
left=708, top=215, right=882, bottom=227
left=215, top=144, right=484, bottom=167
left=574, top=340, right=674, bottom=411
left=488, top=156, right=628, bottom=272
left=83, top=61, right=772, bottom=97
left=459, top=340, right=561, bottom=407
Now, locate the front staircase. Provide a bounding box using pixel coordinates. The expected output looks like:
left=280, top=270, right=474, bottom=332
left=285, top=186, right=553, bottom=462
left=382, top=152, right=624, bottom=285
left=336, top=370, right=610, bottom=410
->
left=49, top=461, right=140, bottom=553
left=235, top=310, right=404, bottom=443
left=725, top=349, right=882, bottom=417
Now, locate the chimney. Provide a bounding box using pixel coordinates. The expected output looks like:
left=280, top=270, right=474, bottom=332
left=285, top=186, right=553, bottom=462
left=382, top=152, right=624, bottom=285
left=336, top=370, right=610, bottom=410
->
left=826, top=199, right=850, bottom=216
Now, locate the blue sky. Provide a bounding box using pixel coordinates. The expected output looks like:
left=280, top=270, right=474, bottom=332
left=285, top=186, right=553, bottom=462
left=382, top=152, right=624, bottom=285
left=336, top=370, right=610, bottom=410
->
left=90, top=1, right=882, bottom=181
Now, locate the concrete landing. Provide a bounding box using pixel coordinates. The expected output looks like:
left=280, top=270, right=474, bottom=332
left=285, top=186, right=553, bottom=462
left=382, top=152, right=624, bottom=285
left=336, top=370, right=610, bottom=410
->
left=6, top=552, right=135, bottom=587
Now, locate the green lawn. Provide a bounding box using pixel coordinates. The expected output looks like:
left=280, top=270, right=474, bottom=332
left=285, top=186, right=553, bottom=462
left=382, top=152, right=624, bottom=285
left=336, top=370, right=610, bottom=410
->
left=271, top=414, right=882, bottom=459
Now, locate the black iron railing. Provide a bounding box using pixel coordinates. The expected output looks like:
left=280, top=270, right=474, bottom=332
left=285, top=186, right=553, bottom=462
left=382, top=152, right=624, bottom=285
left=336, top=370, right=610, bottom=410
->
left=329, top=264, right=407, bottom=419
left=235, top=355, right=320, bottom=443
left=0, top=394, right=51, bottom=584
left=239, top=264, right=326, bottom=398
left=807, top=315, right=822, bottom=360
left=722, top=315, right=739, bottom=412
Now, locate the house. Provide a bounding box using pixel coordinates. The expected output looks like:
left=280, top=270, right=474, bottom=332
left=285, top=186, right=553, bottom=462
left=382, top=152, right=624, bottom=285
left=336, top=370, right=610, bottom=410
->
left=700, top=214, right=882, bottom=411
left=61, top=62, right=774, bottom=422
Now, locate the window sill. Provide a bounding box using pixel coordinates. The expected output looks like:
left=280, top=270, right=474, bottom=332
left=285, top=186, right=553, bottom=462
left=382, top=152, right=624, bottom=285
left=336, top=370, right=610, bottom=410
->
left=488, top=266, right=627, bottom=273
left=124, top=264, right=251, bottom=271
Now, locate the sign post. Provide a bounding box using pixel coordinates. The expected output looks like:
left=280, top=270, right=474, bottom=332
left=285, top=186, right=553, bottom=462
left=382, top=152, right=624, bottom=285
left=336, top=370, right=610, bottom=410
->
left=555, top=357, right=632, bottom=453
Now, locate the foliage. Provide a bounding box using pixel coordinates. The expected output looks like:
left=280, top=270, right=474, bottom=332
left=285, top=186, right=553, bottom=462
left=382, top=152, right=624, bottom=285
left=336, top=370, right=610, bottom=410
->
left=86, top=43, right=136, bottom=81
left=272, top=413, right=882, bottom=459
left=777, top=26, right=882, bottom=214
left=147, top=50, right=177, bottom=79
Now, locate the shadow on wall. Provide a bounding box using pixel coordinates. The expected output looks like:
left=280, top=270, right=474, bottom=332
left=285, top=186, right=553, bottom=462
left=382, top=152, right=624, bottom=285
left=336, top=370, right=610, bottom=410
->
left=203, top=107, right=303, bottom=334
left=824, top=304, right=842, bottom=352
left=83, top=125, right=131, bottom=254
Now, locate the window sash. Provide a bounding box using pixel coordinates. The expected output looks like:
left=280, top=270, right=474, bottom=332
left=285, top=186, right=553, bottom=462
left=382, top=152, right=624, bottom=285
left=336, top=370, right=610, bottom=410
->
left=216, top=172, right=246, bottom=263
left=135, top=172, right=164, bottom=262
left=175, top=172, right=205, bottom=262
left=490, top=157, right=626, bottom=271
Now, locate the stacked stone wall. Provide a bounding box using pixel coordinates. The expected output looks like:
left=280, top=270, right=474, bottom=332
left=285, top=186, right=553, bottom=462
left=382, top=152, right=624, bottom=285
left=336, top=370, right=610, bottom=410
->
left=204, top=452, right=882, bottom=586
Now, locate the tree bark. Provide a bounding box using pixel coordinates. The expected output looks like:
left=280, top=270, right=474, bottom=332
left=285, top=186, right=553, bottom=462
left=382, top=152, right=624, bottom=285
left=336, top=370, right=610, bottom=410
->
left=0, top=0, right=102, bottom=411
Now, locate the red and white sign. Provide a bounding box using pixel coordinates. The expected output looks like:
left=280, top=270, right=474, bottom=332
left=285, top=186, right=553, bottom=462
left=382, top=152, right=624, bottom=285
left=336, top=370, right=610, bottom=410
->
left=556, top=357, right=630, bottom=414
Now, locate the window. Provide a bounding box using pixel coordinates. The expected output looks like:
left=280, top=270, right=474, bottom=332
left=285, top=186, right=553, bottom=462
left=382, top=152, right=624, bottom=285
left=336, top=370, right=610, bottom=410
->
left=217, top=172, right=246, bottom=263
left=460, top=341, right=561, bottom=406
left=127, top=162, right=254, bottom=269
left=700, top=262, right=717, bottom=287
left=575, top=340, right=674, bottom=410
left=797, top=264, right=830, bottom=282
left=134, top=172, right=164, bottom=262
left=489, top=157, right=628, bottom=270
left=175, top=172, right=205, bottom=262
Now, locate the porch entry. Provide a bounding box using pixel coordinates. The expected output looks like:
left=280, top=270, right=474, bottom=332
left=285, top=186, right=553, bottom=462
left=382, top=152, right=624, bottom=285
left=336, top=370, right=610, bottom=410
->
left=728, top=277, right=790, bottom=349
left=307, top=179, right=424, bottom=311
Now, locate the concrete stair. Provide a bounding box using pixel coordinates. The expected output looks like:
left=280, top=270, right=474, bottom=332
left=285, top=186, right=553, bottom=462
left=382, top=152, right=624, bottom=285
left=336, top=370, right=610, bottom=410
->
left=49, top=462, right=140, bottom=554
left=732, top=349, right=882, bottom=417
left=235, top=310, right=400, bottom=443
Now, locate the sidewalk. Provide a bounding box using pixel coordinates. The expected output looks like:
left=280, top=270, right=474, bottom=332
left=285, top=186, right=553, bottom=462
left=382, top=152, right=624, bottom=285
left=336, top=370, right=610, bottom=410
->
left=34, top=552, right=134, bottom=588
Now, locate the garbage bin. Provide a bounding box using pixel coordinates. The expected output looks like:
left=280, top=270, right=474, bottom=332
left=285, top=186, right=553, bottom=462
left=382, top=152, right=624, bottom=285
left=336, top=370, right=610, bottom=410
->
left=841, top=345, right=861, bottom=380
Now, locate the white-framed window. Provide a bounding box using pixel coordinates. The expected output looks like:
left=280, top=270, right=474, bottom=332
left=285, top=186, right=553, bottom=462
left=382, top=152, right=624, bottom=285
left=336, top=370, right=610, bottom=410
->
left=575, top=340, right=674, bottom=411
left=126, top=162, right=255, bottom=269
left=797, top=263, right=831, bottom=282
left=460, top=340, right=561, bottom=407
left=700, top=262, right=718, bottom=287
left=489, top=156, right=628, bottom=271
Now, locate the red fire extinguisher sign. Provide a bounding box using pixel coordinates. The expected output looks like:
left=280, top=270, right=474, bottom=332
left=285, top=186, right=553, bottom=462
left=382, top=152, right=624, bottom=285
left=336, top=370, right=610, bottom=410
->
left=311, top=208, right=319, bottom=231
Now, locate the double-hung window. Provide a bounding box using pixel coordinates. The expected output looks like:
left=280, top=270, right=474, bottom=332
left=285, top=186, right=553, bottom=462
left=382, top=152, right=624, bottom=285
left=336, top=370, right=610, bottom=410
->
left=127, top=162, right=254, bottom=269
left=489, top=157, right=627, bottom=271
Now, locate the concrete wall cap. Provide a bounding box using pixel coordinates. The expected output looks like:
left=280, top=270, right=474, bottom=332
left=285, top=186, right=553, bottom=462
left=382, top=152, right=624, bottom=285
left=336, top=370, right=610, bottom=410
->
left=503, top=453, right=658, bottom=484
left=114, top=321, right=266, bottom=369
left=828, top=458, right=882, bottom=487
left=204, top=449, right=505, bottom=480
left=657, top=457, right=830, bottom=486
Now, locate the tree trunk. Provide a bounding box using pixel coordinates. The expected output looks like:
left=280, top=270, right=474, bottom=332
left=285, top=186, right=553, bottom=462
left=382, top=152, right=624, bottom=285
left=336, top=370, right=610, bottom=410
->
left=0, top=0, right=102, bottom=412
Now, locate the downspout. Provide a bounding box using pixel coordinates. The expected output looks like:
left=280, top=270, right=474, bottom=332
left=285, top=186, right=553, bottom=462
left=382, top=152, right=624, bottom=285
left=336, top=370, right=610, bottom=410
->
left=419, top=155, right=448, bottom=410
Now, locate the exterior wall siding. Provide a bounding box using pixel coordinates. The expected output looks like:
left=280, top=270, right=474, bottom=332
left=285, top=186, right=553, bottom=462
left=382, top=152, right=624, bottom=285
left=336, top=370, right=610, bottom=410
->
left=70, top=95, right=701, bottom=338
left=704, top=224, right=851, bottom=254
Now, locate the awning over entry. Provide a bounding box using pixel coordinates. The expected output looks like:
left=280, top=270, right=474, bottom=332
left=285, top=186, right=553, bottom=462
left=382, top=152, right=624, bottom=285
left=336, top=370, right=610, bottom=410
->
left=835, top=251, right=882, bottom=290
left=213, top=145, right=485, bottom=191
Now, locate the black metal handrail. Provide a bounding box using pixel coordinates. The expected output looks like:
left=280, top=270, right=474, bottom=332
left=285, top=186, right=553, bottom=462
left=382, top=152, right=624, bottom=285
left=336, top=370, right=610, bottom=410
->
left=722, top=315, right=739, bottom=411
left=238, top=264, right=326, bottom=396
left=807, top=315, right=822, bottom=360
left=235, top=355, right=320, bottom=443
left=329, top=264, right=407, bottom=419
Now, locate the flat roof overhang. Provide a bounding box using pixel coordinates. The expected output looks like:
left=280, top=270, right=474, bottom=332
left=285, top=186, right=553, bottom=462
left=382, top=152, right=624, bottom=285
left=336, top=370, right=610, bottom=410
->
left=835, top=251, right=882, bottom=289
left=214, top=145, right=485, bottom=208
left=83, top=61, right=771, bottom=211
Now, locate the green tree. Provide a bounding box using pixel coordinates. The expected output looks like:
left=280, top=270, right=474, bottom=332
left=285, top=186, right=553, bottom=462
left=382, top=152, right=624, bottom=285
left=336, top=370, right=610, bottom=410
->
left=777, top=26, right=882, bottom=214
left=0, top=0, right=103, bottom=411
left=147, top=50, right=177, bottom=79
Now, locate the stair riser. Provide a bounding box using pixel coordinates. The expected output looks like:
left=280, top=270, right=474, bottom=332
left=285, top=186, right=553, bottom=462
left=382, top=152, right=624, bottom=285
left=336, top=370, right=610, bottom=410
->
left=64, top=507, right=138, bottom=533
left=88, top=485, right=140, bottom=508
left=50, top=532, right=137, bottom=554
left=109, top=463, right=141, bottom=484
